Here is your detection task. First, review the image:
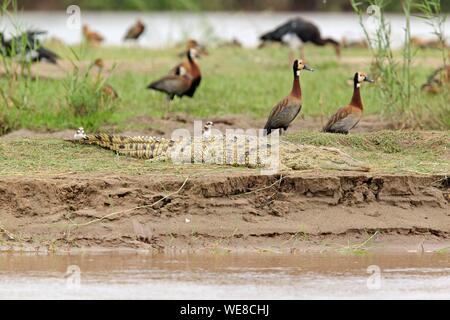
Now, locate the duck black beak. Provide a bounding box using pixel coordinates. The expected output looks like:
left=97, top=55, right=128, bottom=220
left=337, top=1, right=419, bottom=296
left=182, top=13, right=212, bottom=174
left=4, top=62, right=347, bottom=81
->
left=364, top=76, right=374, bottom=83
left=303, top=64, right=314, bottom=72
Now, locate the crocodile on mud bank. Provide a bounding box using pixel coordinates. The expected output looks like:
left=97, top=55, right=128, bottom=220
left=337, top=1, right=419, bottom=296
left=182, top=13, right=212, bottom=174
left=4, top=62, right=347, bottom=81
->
left=72, top=128, right=370, bottom=172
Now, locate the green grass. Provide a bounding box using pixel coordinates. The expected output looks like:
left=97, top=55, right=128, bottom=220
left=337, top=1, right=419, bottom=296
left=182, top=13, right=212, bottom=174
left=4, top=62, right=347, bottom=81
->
left=0, top=43, right=448, bottom=134
left=0, top=131, right=448, bottom=176
left=287, top=130, right=450, bottom=174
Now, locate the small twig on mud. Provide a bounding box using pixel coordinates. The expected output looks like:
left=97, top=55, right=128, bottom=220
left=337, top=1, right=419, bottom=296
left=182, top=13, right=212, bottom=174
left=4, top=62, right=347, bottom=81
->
left=236, top=174, right=284, bottom=196
left=0, top=223, right=16, bottom=240
left=68, top=177, right=190, bottom=228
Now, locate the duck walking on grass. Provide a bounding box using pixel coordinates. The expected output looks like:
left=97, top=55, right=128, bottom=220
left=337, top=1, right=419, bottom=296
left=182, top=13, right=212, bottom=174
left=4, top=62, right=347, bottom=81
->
left=323, top=72, right=374, bottom=134
left=147, top=65, right=193, bottom=100
left=264, top=59, right=314, bottom=135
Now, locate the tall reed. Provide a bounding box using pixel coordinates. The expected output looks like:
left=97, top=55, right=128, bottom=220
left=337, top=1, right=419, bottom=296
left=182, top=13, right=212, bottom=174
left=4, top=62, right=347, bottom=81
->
left=351, top=0, right=449, bottom=129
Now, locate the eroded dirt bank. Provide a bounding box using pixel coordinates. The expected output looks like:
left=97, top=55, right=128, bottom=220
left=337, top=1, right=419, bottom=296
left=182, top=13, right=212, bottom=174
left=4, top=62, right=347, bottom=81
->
left=0, top=172, right=449, bottom=252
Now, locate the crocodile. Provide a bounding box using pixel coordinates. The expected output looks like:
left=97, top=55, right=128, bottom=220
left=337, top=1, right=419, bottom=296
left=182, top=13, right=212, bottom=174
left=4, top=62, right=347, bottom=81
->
left=72, top=127, right=369, bottom=172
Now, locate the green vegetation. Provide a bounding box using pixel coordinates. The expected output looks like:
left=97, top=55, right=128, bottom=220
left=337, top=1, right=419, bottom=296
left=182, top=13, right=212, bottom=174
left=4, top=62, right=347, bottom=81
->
left=351, top=0, right=449, bottom=129
left=287, top=130, right=450, bottom=174
left=1, top=0, right=449, bottom=135
left=15, top=0, right=450, bottom=12
left=63, top=53, right=118, bottom=130
left=1, top=0, right=119, bottom=133
left=0, top=44, right=448, bottom=134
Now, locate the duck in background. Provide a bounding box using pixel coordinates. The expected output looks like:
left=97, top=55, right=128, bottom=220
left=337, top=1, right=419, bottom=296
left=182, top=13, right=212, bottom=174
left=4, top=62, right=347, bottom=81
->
left=421, top=65, right=450, bottom=94
left=123, top=20, right=146, bottom=42
left=341, top=37, right=368, bottom=49
left=82, top=24, right=104, bottom=45
left=411, top=36, right=449, bottom=50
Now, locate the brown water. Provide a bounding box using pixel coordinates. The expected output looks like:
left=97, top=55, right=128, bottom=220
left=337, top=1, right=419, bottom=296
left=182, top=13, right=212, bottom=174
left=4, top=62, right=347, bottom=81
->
left=0, top=252, right=449, bottom=299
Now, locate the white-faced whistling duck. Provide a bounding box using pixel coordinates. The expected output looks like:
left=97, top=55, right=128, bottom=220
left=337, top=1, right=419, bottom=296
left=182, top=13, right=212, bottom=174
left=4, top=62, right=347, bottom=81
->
left=260, top=17, right=341, bottom=58
left=82, top=24, right=104, bottom=45
left=92, top=58, right=119, bottom=99
left=148, top=65, right=193, bottom=100
left=323, top=72, right=374, bottom=134
left=421, top=65, right=450, bottom=94
left=264, top=59, right=314, bottom=135
left=171, top=48, right=202, bottom=98
left=0, top=30, right=59, bottom=64
left=123, top=19, right=146, bottom=41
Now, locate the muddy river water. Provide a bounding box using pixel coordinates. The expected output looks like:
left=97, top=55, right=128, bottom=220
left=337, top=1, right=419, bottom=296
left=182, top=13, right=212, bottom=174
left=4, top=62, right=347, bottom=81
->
left=0, top=252, right=449, bottom=299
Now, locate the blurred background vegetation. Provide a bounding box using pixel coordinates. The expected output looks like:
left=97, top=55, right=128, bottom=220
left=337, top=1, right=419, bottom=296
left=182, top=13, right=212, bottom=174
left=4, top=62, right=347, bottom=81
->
left=14, top=0, right=450, bottom=12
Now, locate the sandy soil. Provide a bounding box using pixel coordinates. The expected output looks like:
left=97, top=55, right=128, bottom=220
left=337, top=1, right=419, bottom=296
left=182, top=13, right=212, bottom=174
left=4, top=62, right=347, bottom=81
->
left=0, top=171, right=448, bottom=252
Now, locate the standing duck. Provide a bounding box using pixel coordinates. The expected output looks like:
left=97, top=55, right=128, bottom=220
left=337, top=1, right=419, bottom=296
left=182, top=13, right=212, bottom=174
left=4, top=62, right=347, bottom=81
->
left=82, top=24, right=104, bottom=45
left=171, top=48, right=202, bottom=97
left=323, top=72, right=374, bottom=134
left=147, top=65, right=193, bottom=100
left=123, top=20, right=146, bottom=41
left=264, top=59, right=314, bottom=135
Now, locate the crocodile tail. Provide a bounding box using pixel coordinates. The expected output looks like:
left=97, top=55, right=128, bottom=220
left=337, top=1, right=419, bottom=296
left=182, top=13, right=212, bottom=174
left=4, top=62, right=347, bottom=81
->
left=80, top=134, right=175, bottom=159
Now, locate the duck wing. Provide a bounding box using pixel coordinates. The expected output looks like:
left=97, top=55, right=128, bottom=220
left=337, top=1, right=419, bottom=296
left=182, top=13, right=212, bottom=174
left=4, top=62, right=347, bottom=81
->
left=148, top=75, right=191, bottom=96
left=323, top=106, right=361, bottom=133
left=264, top=97, right=301, bottom=131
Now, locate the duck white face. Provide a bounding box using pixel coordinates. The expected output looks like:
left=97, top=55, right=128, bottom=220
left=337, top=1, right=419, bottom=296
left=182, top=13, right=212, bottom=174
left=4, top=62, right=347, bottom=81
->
left=189, top=48, right=199, bottom=60
left=357, top=72, right=366, bottom=85
left=295, top=59, right=314, bottom=76
left=355, top=71, right=374, bottom=88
